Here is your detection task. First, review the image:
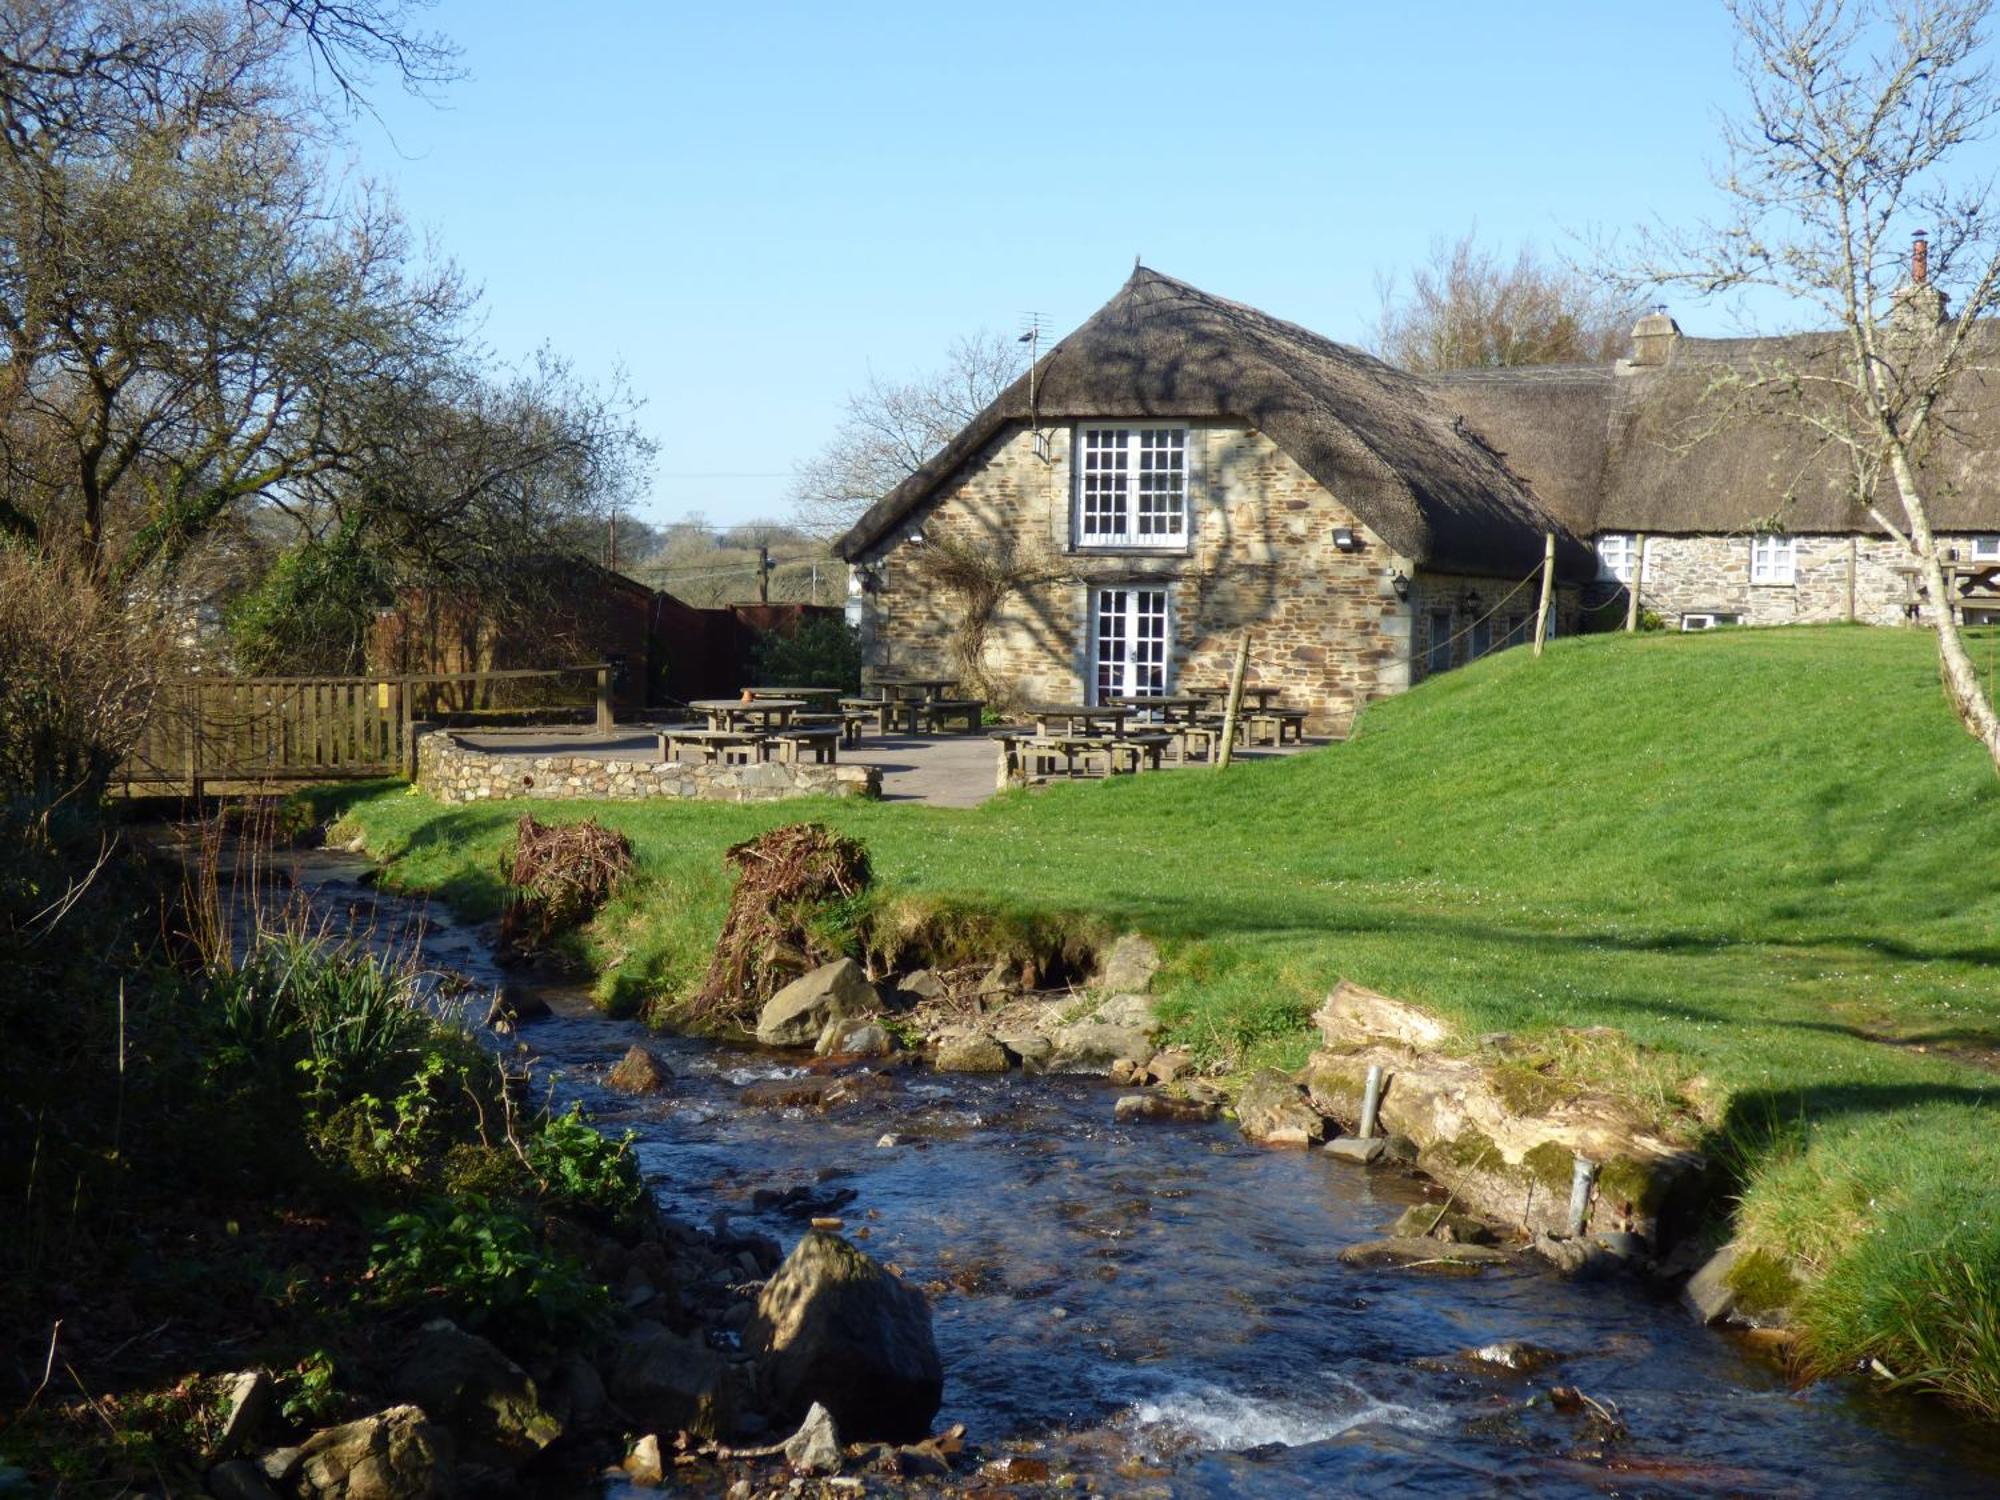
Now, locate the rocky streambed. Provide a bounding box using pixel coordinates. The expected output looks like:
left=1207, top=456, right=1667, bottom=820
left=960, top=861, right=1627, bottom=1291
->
left=281, top=848, right=2000, bottom=1497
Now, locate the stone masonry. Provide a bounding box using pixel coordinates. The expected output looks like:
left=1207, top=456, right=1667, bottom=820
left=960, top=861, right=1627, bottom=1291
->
left=1603, top=532, right=1944, bottom=628
left=863, top=421, right=1566, bottom=734
left=416, top=731, right=879, bottom=806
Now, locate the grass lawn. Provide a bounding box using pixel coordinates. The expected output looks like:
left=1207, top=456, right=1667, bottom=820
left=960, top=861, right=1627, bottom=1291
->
left=314, top=624, right=2000, bottom=1413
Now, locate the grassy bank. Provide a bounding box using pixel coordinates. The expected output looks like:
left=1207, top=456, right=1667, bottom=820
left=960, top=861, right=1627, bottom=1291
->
left=314, top=625, right=2000, bottom=1413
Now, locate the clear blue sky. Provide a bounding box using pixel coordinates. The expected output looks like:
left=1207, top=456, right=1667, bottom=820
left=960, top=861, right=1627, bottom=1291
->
left=342, top=1, right=1861, bottom=528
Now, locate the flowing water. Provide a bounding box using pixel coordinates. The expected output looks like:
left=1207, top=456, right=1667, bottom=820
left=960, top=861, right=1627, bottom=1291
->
left=275, top=846, right=1999, bottom=1498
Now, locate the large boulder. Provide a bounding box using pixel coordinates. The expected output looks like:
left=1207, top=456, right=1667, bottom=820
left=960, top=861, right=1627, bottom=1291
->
left=1233, top=1071, right=1325, bottom=1147
left=288, top=1405, right=452, bottom=1499
left=745, top=1230, right=942, bottom=1443
left=390, top=1320, right=560, bottom=1463
left=607, top=1043, right=673, bottom=1095
left=757, top=959, right=877, bottom=1048
left=607, top=1321, right=732, bottom=1440
left=1045, top=1021, right=1154, bottom=1076
left=816, top=1018, right=894, bottom=1058
left=1096, top=934, right=1161, bottom=994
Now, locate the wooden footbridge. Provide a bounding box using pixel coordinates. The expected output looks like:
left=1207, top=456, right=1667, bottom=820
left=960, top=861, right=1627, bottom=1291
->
left=117, top=664, right=614, bottom=794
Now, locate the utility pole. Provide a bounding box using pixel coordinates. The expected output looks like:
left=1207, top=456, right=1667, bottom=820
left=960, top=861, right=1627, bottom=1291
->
left=757, top=544, right=771, bottom=604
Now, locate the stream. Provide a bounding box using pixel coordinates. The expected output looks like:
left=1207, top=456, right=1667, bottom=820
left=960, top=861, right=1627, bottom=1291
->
left=275, top=844, right=1999, bottom=1498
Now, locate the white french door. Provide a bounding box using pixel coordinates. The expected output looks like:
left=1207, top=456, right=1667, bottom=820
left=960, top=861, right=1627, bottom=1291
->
left=1092, top=587, right=1170, bottom=702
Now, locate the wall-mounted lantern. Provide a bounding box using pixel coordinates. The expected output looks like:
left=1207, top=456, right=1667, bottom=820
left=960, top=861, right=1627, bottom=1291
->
left=1389, top=569, right=1410, bottom=600
left=1333, top=526, right=1361, bottom=552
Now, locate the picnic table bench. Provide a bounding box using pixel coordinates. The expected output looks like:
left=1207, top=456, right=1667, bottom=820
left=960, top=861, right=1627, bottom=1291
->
left=768, top=724, right=842, bottom=764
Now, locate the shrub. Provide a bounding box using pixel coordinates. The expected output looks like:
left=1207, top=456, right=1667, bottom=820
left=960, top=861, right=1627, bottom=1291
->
left=224, top=519, right=390, bottom=676
left=0, top=546, right=171, bottom=799
left=752, top=614, right=862, bottom=693
left=365, top=1194, right=609, bottom=1339
left=527, top=1104, right=644, bottom=1226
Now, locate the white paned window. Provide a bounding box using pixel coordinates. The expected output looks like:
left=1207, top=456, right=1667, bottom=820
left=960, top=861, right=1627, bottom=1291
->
left=1076, top=426, right=1187, bottom=547
left=1971, top=536, right=2000, bottom=561
left=1597, top=533, right=1636, bottom=583
left=1093, top=588, right=1170, bottom=701
left=1596, top=533, right=1653, bottom=584
left=1750, top=534, right=1797, bottom=585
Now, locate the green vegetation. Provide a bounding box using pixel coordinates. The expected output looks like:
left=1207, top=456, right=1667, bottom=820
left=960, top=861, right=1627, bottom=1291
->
left=316, top=625, right=2000, bottom=1415
left=752, top=614, right=865, bottom=693
left=1, top=860, right=636, bottom=1482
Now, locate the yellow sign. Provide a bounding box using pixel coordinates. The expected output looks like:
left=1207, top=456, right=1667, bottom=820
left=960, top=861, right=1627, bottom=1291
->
left=377, top=682, right=390, bottom=710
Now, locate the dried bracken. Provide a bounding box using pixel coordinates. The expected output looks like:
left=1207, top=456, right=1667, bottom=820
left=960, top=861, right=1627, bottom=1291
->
left=498, top=815, right=633, bottom=955
left=691, top=823, right=871, bottom=1026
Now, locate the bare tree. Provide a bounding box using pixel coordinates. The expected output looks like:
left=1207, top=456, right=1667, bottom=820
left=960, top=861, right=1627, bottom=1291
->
left=1625, top=0, right=2000, bottom=771
left=1374, top=228, right=1644, bottom=373
left=790, top=330, right=1025, bottom=537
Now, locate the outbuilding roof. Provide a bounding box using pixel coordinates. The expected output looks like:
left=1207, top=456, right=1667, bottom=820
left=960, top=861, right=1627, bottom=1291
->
left=1431, top=330, right=2000, bottom=536
left=834, top=268, right=1594, bottom=579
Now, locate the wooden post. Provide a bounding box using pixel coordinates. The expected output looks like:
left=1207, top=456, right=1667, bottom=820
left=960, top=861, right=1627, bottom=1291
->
left=1215, top=633, right=1252, bottom=771
left=400, top=677, right=416, bottom=779
left=757, top=545, right=771, bottom=603
left=1623, top=533, right=1647, bottom=633
left=595, top=664, right=614, bottom=732
left=1531, top=531, right=1557, bottom=658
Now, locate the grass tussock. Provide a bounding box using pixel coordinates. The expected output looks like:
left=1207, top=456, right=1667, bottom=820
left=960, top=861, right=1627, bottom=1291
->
left=318, top=625, right=2000, bottom=1417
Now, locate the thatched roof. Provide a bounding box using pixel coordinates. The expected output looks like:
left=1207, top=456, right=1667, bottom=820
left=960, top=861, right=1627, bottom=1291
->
left=835, top=268, right=1594, bottom=579
left=1432, top=330, right=2000, bottom=536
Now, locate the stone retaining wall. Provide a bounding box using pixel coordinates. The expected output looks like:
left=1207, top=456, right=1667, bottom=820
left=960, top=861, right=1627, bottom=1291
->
left=415, top=731, right=880, bottom=805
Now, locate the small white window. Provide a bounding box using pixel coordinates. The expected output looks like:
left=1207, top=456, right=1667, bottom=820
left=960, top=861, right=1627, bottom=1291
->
left=1597, top=534, right=1636, bottom=584
left=1970, top=536, right=2000, bottom=561
left=1680, top=612, right=1743, bottom=631
left=1963, top=607, right=2000, bottom=625
left=1075, top=426, right=1188, bottom=548
left=1750, top=534, right=1797, bottom=585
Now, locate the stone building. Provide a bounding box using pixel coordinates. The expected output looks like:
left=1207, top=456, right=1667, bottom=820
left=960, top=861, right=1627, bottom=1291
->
left=834, top=269, right=1593, bottom=733
left=1435, top=249, right=2000, bottom=633
left=834, top=263, right=2000, bottom=731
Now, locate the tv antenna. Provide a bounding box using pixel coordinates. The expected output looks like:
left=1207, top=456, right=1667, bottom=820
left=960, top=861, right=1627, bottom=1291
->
left=1019, top=312, right=1052, bottom=462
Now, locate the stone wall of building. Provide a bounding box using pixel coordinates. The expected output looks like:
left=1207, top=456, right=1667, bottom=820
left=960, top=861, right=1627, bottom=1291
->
left=1602, top=533, right=1931, bottom=628
left=863, top=421, right=1447, bottom=734
left=415, top=731, right=879, bottom=805
left=1407, top=569, right=1583, bottom=682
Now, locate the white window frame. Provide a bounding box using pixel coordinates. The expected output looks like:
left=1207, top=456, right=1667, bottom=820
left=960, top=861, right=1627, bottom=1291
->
left=1073, top=425, right=1190, bottom=550
left=1595, top=533, right=1651, bottom=585
left=1090, top=586, right=1173, bottom=702
left=1680, top=612, right=1743, bottom=631
left=1970, top=535, right=2000, bottom=561
left=1750, top=533, right=1797, bottom=586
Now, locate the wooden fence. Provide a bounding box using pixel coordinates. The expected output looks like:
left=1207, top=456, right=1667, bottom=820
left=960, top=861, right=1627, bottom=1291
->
left=118, top=664, right=612, bottom=792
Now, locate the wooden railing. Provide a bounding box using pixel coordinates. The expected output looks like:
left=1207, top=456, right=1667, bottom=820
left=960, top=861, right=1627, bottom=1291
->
left=118, top=664, right=613, bottom=791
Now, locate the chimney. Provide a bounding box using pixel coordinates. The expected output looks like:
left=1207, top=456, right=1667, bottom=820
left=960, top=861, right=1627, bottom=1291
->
left=1891, top=229, right=1947, bottom=333
left=1628, top=305, right=1682, bottom=367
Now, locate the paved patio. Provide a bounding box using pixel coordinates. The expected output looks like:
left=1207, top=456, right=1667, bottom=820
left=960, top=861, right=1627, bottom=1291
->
left=452, top=726, right=1322, bottom=809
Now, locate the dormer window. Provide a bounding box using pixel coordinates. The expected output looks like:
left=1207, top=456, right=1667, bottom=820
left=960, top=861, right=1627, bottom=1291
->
left=1075, top=425, right=1188, bottom=548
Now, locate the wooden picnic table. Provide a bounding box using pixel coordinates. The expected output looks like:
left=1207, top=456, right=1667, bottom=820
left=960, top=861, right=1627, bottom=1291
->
left=689, top=697, right=805, bottom=733
left=865, top=675, right=958, bottom=702
left=745, top=685, right=843, bottom=704
left=1025, top=702, right=1131, bottom=737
